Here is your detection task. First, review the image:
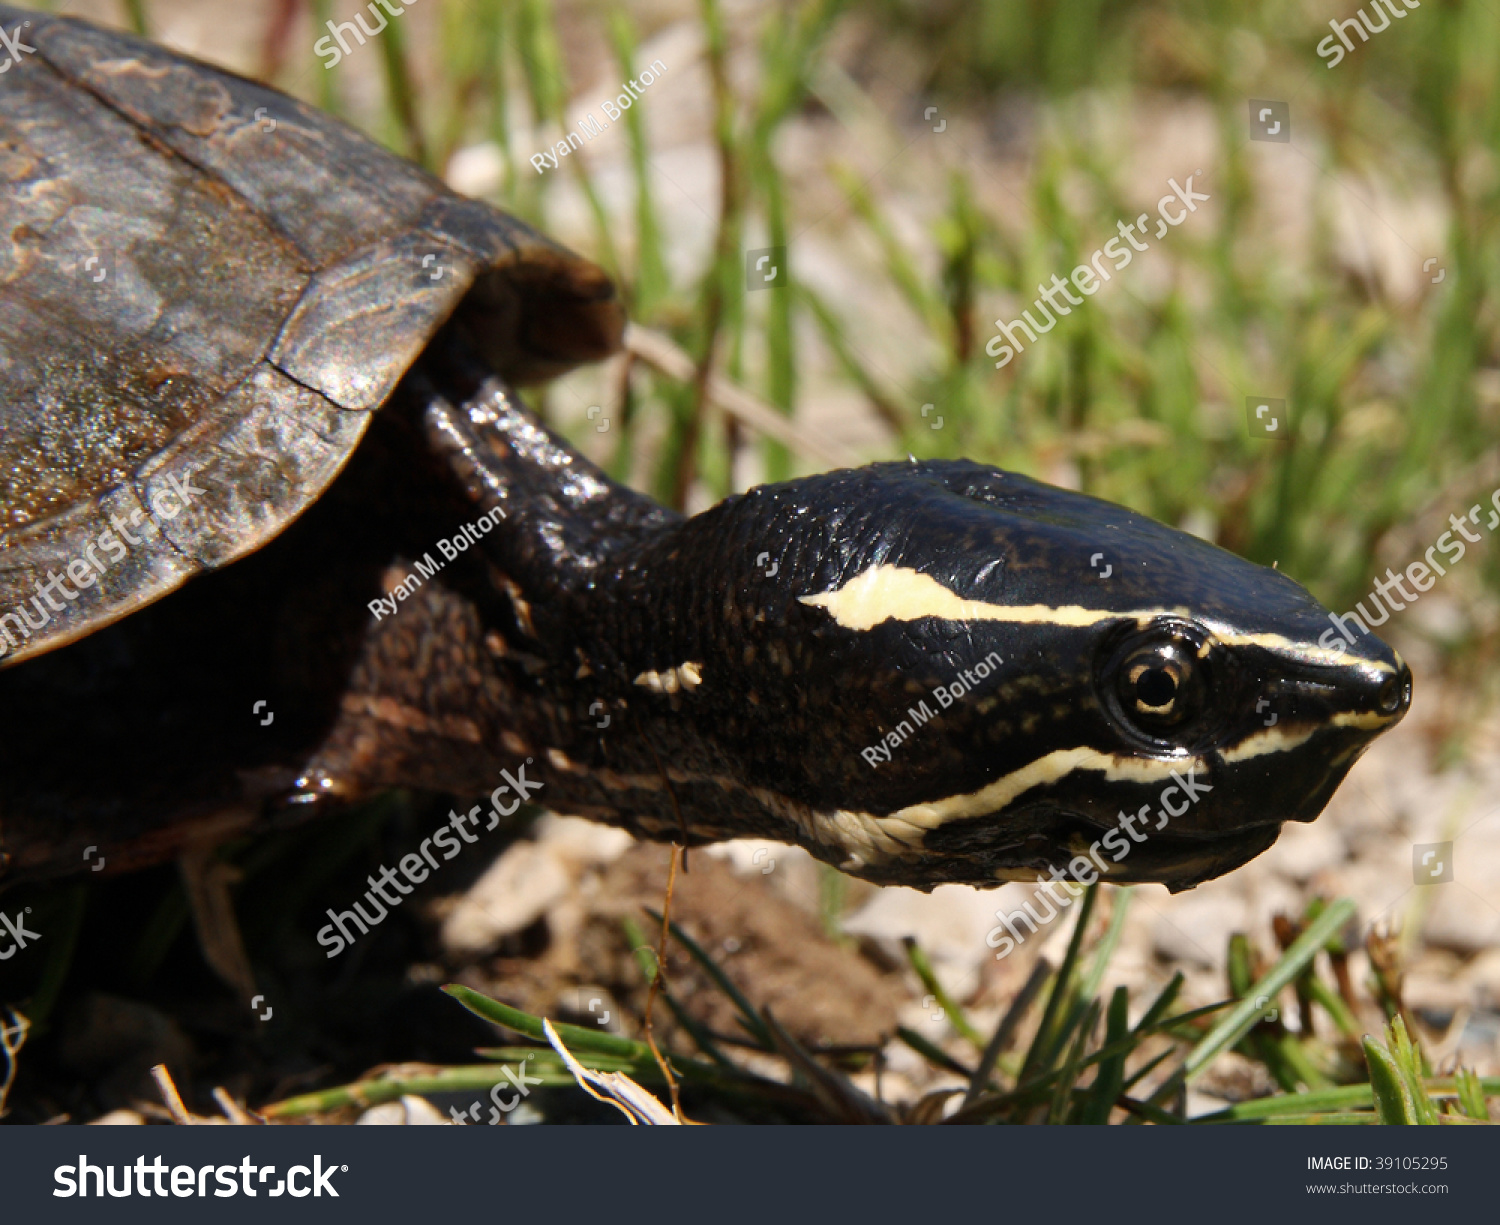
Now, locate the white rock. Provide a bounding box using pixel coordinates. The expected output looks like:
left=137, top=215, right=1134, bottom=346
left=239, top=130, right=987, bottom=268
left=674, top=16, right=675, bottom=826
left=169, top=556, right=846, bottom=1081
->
left=400, top=1095, right=450, bottom=1125
left=844, top=883, right=1015, bottom=997
left=1332, top=173, right=1447, bottom=302
left=357, top=1095, right=449, bottom=1125
left=706, top=837, right=794, bottom=877
left=1260, top=820, right=1347, bottom=883
left=444, top=142, right=506, bottom=199
left=1151, top=892, right=1248, bottom=968
left=1421, top=881, right=1500, bottom=955
left=356, top=1101, right=408, bottom=1125
left=89, top=1109, right=145, bottom=1125
left=1467, top=949, right=1500, bottom=1006
left=533, top=814, right=634, bottom=868
left=704, top=839, right=824, bottom=908
left=441, top=842, right=571, bottom=954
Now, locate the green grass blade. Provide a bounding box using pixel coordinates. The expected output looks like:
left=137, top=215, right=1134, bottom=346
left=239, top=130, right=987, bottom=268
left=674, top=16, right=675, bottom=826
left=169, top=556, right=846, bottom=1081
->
left=1192, top=1078, right=1500, bottom=1123
left=1363, top=1033, right=1425, bottom=1125
left=1304, top=974, right=1361, bottom=1040
left=1019, top=884, right=1097, bottom=1080
left=743, top=0, right=844, bottom=481
left=1134, top=971, right=1185, bottom=1032
left=1077, top=887, right=1132, bottom=1005
left=263, top=1062, right=588, bottom=1118
left=23, top=884, right=87, bottom=1031
left=1048, top=997, right=1099, bottom=1124
left=645, top=908, right=773, bottom=1048
left=965, top=956, right=1051, bottom=1104
left=1455, top=1068, right=1492, bottom=1121
left=904, top=936, right=984, bottom=1048
left=1119, top=1046, right=1177, bottom=1096
left=797, top=284, right=907, bottom=435
left=514, top=0, right=564, bottom=124
left=1226, top=930, right=1305, bottom=1091
left=472, top=0, right=518, bottom=206
left=760, top=1008, right=891, bottom=1123
left=1372, top=1015, right=1440, bottom=1124
left=1118, top=1094, right=1186, bottom=1125
left=829, top=162, right=945, bottom=334
left=1080, top=986, right=1130, bottom=1124
left=121, top=0, right=149, bottom=37
left=896, top=1026, right=974, bottom=1079
left=308, top=0, right=342, bottom=116
left=607, top=11, right=669, bottom=316
left=1273, top=1032, right=1335, bottom=1093
left=620, top=916, right=735, bottom=1068
left=443, top=984, right=643, bottom=1059
left=374, top=7, right=429, bottom=168
left=1152, top=896, right=1357, bottom=1106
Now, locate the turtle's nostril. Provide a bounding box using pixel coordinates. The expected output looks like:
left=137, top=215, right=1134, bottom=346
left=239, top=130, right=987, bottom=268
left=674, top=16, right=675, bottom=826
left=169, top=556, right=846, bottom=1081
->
left=1377, top=661, right=1413, bottom=716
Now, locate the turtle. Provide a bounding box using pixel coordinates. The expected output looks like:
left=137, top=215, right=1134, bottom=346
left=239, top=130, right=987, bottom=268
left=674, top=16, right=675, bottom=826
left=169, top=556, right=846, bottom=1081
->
left=0, top=7, right=1410, bottom=915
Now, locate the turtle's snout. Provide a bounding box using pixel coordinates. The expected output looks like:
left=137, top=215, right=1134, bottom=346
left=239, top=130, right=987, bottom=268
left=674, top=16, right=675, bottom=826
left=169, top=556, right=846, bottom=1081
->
left=1376, top=656, right=1413, bottom=720
left=1344, top=650, right=1412, bottom=725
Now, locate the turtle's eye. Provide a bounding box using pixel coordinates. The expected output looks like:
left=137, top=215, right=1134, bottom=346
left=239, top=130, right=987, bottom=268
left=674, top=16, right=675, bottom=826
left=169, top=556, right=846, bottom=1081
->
left=1130, top=660, right=1180, bottom=714
left=1104, top=630, right=1210, bottom=740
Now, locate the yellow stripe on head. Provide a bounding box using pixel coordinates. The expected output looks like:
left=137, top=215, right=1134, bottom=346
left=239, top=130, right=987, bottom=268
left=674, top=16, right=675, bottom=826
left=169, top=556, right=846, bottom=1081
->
left=798, top=564, right=1185, bottom=632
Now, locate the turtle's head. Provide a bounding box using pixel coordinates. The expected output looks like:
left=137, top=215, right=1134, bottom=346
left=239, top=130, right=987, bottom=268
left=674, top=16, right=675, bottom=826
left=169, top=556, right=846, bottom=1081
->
left=762, top=460, right=1410, bottom=892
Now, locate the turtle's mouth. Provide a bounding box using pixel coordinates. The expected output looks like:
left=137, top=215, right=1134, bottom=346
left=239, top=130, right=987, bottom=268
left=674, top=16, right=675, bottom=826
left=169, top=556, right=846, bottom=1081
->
left=912, top=804, right=1284, bottom=892
left=1043, top=812, right=1284, bottom=892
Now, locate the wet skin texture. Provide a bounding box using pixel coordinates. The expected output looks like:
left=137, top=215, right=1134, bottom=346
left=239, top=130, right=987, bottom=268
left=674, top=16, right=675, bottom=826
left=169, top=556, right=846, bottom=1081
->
left=406, top=353, right=1412, bottom=892
left=0, top=7, right=1411, bottom=895
left=2, top=339, right=1411, bottom=893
